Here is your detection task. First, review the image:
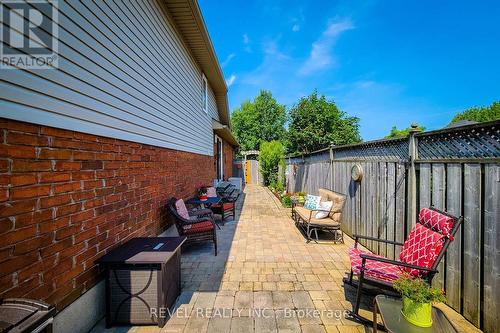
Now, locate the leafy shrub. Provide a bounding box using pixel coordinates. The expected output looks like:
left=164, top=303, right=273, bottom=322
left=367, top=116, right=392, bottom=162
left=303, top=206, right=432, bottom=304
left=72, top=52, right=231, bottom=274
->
left=281, top=195, right=292, bottom=208
left=393, top=275, right=446, bottom=303
left=259, top=140, right=285, bottom=186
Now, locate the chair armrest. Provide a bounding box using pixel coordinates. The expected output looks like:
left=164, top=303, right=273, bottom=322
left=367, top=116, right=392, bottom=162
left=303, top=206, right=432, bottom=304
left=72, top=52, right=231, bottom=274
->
left=353, top=234, right=404, bottom=248
left=359, top=254, right=438, bottom=273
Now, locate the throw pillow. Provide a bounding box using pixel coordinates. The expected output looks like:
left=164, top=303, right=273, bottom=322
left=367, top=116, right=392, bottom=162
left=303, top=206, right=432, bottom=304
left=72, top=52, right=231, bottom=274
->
left=315, top=201, right=333, bottom=219
left=304, top=194, right=321, bottom=210
left=175, top=199, right=190, bottom=219
left=207, top=187, right=217, bottom=197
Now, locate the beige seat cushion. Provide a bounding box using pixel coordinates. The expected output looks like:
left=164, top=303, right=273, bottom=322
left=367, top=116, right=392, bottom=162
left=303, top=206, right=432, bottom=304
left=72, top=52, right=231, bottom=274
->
left=318, top=189, right=346, bottom=217
left=294, top=206, right=341, bottom=227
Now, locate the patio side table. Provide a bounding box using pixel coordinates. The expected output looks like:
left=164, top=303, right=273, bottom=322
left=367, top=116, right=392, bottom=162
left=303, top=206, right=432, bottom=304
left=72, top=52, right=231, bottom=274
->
left=185, top=196, right=222, bottom=207
left=372, top=295, right=458, bottom=333
left=97, top=237, right=186, bottom=328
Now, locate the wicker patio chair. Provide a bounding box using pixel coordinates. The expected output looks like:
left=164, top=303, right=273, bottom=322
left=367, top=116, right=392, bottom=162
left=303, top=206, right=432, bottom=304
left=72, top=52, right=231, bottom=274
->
left=292, top=188, right=347, bottom=243
left=344, top=207, right=463, bottom=325
left=208, top=186, right=237, bottom=221
left=167, top=198, right=217, bottom=256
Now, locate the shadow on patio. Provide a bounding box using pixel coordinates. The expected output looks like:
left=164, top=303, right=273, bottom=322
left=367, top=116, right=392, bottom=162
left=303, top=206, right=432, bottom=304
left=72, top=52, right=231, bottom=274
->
left=91, top=185, right=479, bottom=333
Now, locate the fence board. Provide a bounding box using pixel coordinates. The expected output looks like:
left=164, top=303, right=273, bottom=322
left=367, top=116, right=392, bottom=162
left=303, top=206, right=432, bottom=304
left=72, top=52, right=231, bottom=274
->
left=365, top=162, right=372, bottom=250
left=374, top=163, right=380, bottom=254
left=419, top=163, right=431, bottom=213
left=445, top=163, right=462, bottom=312
left=386, top=163, right=396, bottom=260
left=378, top=162, right=388, bottom=257
left=463, top=164, right=481, bottom=327
left=431, top=164, right=446, bottom=290
left=355, top=163, right=362, bottom=242
left=483, top=164, right=499, bottom=333
left=395, top=162, right=406, bottom=257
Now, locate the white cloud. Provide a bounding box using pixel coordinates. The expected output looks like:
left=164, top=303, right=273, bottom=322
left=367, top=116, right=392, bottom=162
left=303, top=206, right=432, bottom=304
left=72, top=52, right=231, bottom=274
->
left=221, top=53, right=235, bottom=68
left=226, top=74, right=236, bottom=87
left=292, top=24, right=300, bottom=32
left=298, top=19, right=354, bottom=76
left=242, top=34, right=252, bottom=52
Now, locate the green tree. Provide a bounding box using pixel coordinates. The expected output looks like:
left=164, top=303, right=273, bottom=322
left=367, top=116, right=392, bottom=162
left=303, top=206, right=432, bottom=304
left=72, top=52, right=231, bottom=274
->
left=231, top=90, right=286, bottom=152
left=450, top=101, right=500, bottom=124
left=287, top=91, right=361, bottom=154
left=385, top=124, right=425, bottom=138
left=259, top=140, right=284, bottom=186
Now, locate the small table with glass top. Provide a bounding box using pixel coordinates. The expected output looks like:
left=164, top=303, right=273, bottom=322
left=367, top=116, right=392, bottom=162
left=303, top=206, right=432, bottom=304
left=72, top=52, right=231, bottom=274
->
left=372, top=295, right=458, bottom=333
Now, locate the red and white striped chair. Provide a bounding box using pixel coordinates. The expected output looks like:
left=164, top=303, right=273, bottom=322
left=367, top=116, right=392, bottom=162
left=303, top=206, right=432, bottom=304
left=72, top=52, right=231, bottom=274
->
left=344, top=207, right=463, bottom=324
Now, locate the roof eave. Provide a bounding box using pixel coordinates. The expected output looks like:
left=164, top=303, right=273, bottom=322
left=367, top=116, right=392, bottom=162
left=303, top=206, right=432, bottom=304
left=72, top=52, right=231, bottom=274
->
left=163, top=0, right=230, bottom=126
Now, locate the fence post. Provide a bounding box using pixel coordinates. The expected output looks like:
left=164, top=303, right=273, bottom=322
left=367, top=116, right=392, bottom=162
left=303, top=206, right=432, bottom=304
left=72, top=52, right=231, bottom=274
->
left=407, top=124, right=420, bottom=232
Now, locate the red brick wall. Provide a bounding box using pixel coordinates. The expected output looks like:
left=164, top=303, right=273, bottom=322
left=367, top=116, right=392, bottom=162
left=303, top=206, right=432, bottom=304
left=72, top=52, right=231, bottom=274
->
left=0, top=118, right=215, bottom=310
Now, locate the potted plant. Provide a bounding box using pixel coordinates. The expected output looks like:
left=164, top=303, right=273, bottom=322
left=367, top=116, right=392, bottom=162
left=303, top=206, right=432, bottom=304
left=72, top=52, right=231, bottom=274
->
left=198, top=185, right=208, bottom=201
left=393, top=275, right=446, bottom=327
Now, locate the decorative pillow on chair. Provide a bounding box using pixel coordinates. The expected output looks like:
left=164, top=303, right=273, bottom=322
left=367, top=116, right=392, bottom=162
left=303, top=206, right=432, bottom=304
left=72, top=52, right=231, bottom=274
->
left=175, top=199, right=190, bottom=219
left=304, top=194, right=321, bottom=210
left=315, top=201, right=333, bottom=219
left=207, top=187, right=217, bottom=197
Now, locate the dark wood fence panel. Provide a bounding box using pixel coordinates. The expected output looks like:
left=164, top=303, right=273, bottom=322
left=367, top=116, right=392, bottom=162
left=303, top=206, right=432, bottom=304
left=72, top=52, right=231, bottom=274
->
left=431, top=164, right=446, bottom=290
left=463, top=164, right=482, bottom=327
left=285, top=121, right=499, bottom=333
left=483, top=163, right=499, bottom=333
left=445, top=163, right=462, bottom=312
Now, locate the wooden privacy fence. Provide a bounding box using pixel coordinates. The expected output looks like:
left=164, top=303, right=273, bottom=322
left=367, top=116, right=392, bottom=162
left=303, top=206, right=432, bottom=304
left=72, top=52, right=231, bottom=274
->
left=285, top=120, right=499, bottom=333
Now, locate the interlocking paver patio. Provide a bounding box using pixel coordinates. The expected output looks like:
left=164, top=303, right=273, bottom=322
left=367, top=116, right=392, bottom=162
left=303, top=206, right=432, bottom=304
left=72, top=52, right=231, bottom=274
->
left=91, top=184, right=480, bottom=333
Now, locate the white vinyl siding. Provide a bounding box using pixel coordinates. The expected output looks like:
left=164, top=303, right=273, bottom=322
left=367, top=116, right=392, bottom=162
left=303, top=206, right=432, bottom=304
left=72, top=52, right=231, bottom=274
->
left=207, top=86, right=219, bottom=121
left=0, top=0, right=218, bottom=156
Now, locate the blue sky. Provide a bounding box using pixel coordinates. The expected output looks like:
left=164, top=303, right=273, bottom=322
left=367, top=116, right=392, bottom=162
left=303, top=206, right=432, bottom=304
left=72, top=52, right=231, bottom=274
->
left=198, top=0, right=500, bottom=140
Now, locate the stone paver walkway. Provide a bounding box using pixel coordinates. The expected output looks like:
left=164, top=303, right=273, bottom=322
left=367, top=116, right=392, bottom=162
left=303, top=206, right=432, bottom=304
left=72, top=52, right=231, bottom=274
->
left=92, top=185, right=479, bottom=333
left=162, top=185, right=365, bottom=333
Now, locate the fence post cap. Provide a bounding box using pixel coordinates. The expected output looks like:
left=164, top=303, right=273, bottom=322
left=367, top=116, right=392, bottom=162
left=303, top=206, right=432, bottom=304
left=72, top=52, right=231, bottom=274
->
left=409, top=123, right=421, bottom=133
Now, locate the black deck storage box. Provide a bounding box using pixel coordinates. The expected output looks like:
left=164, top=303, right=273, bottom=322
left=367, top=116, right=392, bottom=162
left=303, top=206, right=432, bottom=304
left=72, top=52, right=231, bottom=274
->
left=96, top=237, right=186, bottom=328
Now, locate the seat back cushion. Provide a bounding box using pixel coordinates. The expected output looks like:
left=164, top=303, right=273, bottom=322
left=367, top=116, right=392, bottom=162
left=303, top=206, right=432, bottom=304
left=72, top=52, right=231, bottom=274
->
left=207, top=187, right=217, bottom=197
left=318, top=188, right=346, bottom=217
left=175, top=199, right=190, bottom=219
left=304, top=194, right=321, bottom=210
left=399, top=223, right=445, bottom=277
left=418, top=207, right=455, bottom=238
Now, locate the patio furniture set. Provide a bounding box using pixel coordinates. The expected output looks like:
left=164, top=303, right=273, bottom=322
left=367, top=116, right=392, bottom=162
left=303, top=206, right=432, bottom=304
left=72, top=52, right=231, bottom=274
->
left=291, top=188, right=463, bottom=331
left=167, top=181, right=240, bottom=256
left=96, top=184, right=462, bottom=331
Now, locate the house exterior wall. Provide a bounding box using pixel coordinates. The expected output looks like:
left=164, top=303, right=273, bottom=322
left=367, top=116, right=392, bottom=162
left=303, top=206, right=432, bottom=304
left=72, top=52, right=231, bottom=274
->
left=0, top=118, right=215, bottom=310
left=223, top=140, right=234, bottom=179
left=0, top=0, right=219, bottom=156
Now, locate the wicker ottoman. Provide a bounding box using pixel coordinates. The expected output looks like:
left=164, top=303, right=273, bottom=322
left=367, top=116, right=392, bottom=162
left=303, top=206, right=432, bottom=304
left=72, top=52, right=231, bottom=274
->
left=97, top=237, right=186, bottom=328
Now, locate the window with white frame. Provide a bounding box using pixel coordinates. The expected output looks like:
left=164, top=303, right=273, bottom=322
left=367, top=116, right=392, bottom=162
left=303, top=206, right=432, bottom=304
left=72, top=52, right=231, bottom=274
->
left=202, top=74, right=208, bottom=113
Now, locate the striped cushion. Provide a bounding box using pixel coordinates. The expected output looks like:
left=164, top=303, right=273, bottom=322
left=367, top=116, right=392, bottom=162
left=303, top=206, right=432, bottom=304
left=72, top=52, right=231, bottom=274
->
left=212, top=202, right=234, bottom=210
left=183, top=220, right=214, bottom=234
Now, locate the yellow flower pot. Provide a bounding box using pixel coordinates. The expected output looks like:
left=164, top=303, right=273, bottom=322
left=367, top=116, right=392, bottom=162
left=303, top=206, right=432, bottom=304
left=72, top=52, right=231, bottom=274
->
left=401, top=297, right=433, bottom=327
